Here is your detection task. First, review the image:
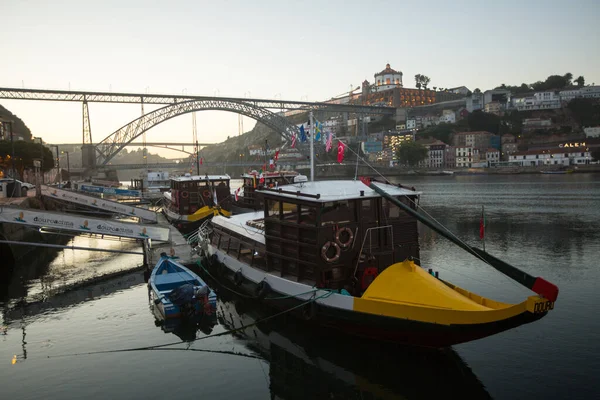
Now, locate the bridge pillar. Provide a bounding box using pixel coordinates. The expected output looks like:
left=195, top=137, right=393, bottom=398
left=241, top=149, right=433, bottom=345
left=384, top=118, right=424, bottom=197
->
left=81, top=144, right=96, bottom=169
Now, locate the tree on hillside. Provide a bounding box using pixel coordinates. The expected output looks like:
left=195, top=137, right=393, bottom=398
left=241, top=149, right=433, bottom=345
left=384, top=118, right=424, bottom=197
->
left=419, top=123, right=455, bottom=144
left=575, top=76, right=585, bottom=87
left=467, top=110, right=501, bottom=134
left=568, top=98, right=600, bottom=127
left=414, top=74, right=431, bottom=90
left=396, top=141, right=428, bottom=167
left=0, top=140, right=55, bottom=179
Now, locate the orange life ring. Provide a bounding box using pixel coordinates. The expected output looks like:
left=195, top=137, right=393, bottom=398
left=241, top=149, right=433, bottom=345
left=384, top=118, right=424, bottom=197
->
left=181, top=191, right=189, bottom=199
left=321, top=241, right=341, bottom=263
left=202, top=189, right=211, bottom=198
left=335, top=227, right=354, bottom=249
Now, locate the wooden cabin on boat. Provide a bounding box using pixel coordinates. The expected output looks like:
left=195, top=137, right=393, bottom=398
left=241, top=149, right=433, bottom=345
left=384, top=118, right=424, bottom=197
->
left=210, top=178, right=420, bottom=295
left=163, top=174, right=232, bottom=233
left=235, top=170, right=299, bottom=211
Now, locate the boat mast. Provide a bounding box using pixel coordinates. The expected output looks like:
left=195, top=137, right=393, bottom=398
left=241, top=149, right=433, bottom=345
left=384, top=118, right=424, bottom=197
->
left=309, top=110, right=314, bottom=181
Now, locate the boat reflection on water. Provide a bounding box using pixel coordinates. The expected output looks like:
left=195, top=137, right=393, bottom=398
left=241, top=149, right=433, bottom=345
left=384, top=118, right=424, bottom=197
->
left=214, top=290, right=493, bottom=400
left=147, top=288, right=218, bottom=342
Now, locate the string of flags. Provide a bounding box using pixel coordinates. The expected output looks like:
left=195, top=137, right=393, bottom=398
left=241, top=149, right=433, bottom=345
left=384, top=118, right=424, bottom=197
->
left=292, top=119, right=346, bottom=162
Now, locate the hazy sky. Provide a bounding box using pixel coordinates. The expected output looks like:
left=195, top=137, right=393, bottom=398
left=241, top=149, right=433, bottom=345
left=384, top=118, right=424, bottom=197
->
left=1, top=0, right=598, bottom=157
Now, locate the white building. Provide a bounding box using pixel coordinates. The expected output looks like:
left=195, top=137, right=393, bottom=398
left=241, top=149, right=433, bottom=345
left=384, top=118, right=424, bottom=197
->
left=560, top=86, right=600, bottom=102
left=512, top=91, right=561, bottom=111
left=584, top=127, right=600, bottom=138
left=439, top=110, right=456, bottom=124
left=485, top=149, right=500, bottom=167
left=455, top=146, right=474, bottom=168
left=447, top=86, right=470, bottom=96
left=466, top=92, right=484, bottom=112
left=374, top=63, right=403, bottom=91
left=422, top=142, right=448, bottom=168
left=508, top=148, right=592, bottom=166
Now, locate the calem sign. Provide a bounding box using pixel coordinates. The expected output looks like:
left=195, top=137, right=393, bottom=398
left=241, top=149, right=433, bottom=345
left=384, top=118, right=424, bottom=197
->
left=558, top=142, right=586, bottom=148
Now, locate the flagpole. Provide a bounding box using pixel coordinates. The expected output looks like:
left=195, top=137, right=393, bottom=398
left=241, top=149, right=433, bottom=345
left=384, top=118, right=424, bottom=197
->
left=482, top=204, right=486, bottom=251
left=309, top=110, right=315, bottom=182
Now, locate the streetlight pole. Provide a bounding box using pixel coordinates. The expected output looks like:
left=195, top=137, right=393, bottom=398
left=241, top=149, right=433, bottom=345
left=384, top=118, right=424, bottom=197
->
left=35, top=137, right=44, bottom=184
left=62, top=151, right=70, bottom=181
left=51, top=145, right=60, bottom=185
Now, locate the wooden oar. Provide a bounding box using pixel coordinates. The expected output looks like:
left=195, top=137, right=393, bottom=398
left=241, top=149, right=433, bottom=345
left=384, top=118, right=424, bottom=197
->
left=369, top=182, right=559, bottom=302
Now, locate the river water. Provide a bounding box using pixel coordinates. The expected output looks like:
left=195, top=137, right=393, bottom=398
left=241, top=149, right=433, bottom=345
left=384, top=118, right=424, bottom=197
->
left=1, top=173, right=599, bottom=399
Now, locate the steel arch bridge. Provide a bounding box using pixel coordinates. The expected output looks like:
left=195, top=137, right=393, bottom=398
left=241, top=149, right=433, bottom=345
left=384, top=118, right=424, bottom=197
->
left=94, top=99, right=305, bottom=166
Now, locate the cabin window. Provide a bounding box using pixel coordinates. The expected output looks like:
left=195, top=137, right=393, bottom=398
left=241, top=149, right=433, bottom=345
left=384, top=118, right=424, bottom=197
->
left=360, top=199, right=377, bottom=222
left=267, top=200, right=279, bottom=218
left=321, top=201, right=354, bottom=226
left=281, top=202, right=298, bottom=222
left=298, top=204, right=317, bottom=226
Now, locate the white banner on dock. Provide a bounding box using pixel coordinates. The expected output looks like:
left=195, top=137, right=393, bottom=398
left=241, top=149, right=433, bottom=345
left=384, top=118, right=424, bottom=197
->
left=42, top=186, right=157, bottom=223
left=0, top=208, right=170, bottom=241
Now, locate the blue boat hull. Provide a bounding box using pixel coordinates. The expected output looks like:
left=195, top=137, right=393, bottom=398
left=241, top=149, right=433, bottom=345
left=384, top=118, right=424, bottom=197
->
left=149, top=256, right=217, bottom=320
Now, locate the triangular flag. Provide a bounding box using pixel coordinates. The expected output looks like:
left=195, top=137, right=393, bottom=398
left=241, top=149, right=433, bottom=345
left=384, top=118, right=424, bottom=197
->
left=269, top=159, right=274, bottom=169
left=199, top=157, right=203, bottom=165
left=235, top=187, right=241, bottom=202
left=291, top=133, right=297, bottom=148
left=274, top=150, right=279, bottom=161
left=337, top=141, right=345, bottom=163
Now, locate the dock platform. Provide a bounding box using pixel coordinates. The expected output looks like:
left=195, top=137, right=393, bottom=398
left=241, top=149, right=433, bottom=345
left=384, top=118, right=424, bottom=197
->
left=145, top=212, right=200, bottom=266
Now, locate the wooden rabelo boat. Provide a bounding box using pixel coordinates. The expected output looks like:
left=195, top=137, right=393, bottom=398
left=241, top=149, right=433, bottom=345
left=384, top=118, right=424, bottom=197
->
left=162, top=173, right=232, bottom=235
left=197, top=176, right=558, bottom=347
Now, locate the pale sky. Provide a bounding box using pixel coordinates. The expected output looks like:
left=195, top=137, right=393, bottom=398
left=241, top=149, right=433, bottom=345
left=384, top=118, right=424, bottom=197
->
left=1, top=0, right=598, bottom=158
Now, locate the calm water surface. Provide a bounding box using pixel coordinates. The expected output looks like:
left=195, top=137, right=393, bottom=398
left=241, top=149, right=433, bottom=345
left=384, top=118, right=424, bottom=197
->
left=1, top=173, right=599, bottom=399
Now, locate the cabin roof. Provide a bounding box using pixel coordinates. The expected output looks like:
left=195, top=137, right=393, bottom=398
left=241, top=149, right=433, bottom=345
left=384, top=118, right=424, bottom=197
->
left=212, top=211, right=265, bottom=244
left=257, top=180, right=420, bottom=203
left=170, top=174, right=231, bottom=182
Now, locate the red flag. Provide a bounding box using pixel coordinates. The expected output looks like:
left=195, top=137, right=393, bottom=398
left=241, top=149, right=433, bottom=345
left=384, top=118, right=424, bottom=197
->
left=235, top=187, right=241, bottom=201
left=200, top=157, right=203, bottom=165
left=337, top=141, right=345, bottom=163
left=291, top=133, right=297, bottom=148
left=359, top=176, right=371, bottom=186
left=274, top=150, right=279, bottom=161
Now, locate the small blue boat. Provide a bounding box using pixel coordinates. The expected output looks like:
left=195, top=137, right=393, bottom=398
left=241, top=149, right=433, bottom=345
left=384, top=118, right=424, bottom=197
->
left=149, top=254, right=217, bottom=320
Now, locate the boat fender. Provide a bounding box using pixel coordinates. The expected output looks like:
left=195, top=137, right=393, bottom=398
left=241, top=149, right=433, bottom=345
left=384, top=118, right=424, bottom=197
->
left=302, top=301, right=317, bottom=320
left=181, top=191, right=189, bottom=199
left=335, top=227, right=354, bottom=249
left=234, top=270, right=244, bottom=286
left=255, top=280, right=271, bottom=300
left=202, top=189, right=211, bottom=198
left=321, top=241, right=341, bottom=263
left=361, top=267, right=379, bottom=291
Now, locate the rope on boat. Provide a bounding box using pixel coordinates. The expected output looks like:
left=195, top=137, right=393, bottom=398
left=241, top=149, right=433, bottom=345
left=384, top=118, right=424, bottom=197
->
left=45, top=290, right=333, bottom=359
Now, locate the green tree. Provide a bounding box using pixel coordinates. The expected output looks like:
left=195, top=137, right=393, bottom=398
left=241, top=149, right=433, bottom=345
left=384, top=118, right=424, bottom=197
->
left=0, top=140, right=55, bottom=178
left=468, top=110, right=501, bottom=134
left=568, top=98, right=600, bottom=126
left=575, top=76, right=585, bottom=87
left=396, top=141, right=428, bottom=167
left=419, top=123, right=455, bottom=144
